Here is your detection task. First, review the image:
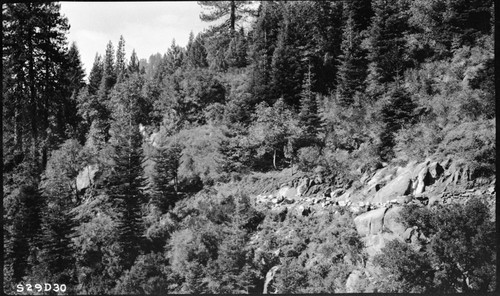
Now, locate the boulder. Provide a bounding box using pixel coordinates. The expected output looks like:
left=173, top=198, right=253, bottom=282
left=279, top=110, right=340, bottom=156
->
left=362, top=232, right=399, bottom=257
left=427, top=195, right=442, bottom=207
left=297, top=205, right=312, bottom=216
left=307, top=185, right=322, bottom=195
left=149, top=132, right=161, bottom=147
left=402, top=227, right=416, bottom=242
left=76, top=164, right=99, bottom=192
left=372, top=172, right=412, bottom=204
left=367, top=166, right=395, bottom=188
left=296, top=178, right=309, bottom=197
left=337, top=188, right=353, bottom=201
left=349, top=206, right=361, bottom=214
left=331, top=188, right=345, bottom=198
left=414, top=166, right=428, bottom=195
left=414, top=161, right=444, bottom=196
left=338, top=200, right=350, bottom=207
left=428, top=161, right=444, bottom=179
left=353, top=207, right=389, bottom=237
left=277, top=186, right=297, bottom=199
left=314, top=175, right=324, bottom=184
left=324, top=187, right=332, bottom=197
left=383, top=206, right=406, bottom=236
left=346, top=270, right=364, bottom=293
left=263, top=266, right=280, bottom=294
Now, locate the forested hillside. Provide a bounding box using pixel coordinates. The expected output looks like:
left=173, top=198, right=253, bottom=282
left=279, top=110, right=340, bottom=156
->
left=3, top=1, right=496, bottom=294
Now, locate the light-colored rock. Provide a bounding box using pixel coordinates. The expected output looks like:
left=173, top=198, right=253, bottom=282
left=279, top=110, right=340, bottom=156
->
left=76, top=164, right=99, bottom=191
left=338, top=188, right=353, bottom=201
left=297, top=178, right=309, bottom=197
left=296, top=205, right=312, bottom=216
left=383, top=206, right=406, bottom=236
left=402, top=227, right=416, bottom=242
left=353, top=207, right=389, bottom=237
left=350, top=206, right=361, bottom=214
left=372, top=172, right=413, bottom=204
left=367, top=166, right=395, bottom=188
left=414, top=166, right=428, bottom=195
left=362, top=232, right=399, bottom=257
left=338, top=200, right=350, bottom=207
left=263, top=266, right=280, bottom=294
left=428, top=161, right=444, bottom=179
left=360, top=171, right=371, bottom=184
left=277, top=186, right=297, bottom=199
left=428, top=195, right=442, bottom=207
left=330, top=188, right=345, bottom=198
left=149, top=132, right=161, bottom=147
left=346, top=270, right=364, bottom=293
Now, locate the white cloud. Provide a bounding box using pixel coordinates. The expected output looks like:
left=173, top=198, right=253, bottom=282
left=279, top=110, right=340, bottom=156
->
left=60, top=1, right=209, bottom=79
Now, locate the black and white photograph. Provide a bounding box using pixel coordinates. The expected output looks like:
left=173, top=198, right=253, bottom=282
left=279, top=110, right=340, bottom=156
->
left=2, top=0, right=496, bottom=294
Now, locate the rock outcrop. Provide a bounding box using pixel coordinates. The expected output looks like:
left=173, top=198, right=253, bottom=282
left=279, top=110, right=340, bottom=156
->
left=277, top=186, right=297, bottom=199
left=245, top=156, right=495, bottom=293
left=353, top=207, right=389, bottom=237
left=76, top=164, right=99, bottom=192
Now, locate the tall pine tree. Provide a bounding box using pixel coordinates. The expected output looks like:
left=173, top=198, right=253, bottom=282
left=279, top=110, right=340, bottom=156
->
left=105, top=73, right=148, bottom=270
left=3, top=2, right=72, bottom=179
left=336, top=0, right=371, bottom=106
left=366, top=0, right=412, bottom=96
left=298, top=64, right=320, bottom=142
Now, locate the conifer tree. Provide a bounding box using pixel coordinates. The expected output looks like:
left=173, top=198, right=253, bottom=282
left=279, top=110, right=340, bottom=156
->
left=185, top=31, right=209, bottom=68
left=148, top=142, right=182, bottom=212
left=248, top=1, right=284, bottom=105
left=366, top=0, right=411, bottom=95
left=2, top=2, right=72, bottom=176
left=66, top=42, right=86, bottom=94
left=270, top=4, right=303, bottom=107
left=198, top=1, right=254, bottom=33
left=31, top=140, right=84, bottom=286
left=164, top=40, right=185, bottom=75
left=59, top=42, right=86, bottom=142
left=87, top=41, right=116, bottom=150
left=105, top=74, right=148, bottom=270
left=88, top=54, right=104, bottom=95
left=298, top=65, right=320, bottom=142
left=100, top=41, right=117, bottom=96
left=3, top=186, right=43, bottom=288
left=336, top=0, right=370, bottom=106
left=128, top=49, right=140, bottom=74
left=225, top=28, right=248, bottom=68
left=116, top=35, right=126, bottom=81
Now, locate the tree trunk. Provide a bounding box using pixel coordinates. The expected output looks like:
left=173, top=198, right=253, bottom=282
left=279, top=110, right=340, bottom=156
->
left=273, top=149, right=277, bottom=169
left=230, top=0, right=236, bottom=32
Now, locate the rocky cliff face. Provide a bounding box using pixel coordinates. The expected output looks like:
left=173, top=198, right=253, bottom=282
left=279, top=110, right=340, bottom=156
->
left=248, top=157, right=495, bottom=292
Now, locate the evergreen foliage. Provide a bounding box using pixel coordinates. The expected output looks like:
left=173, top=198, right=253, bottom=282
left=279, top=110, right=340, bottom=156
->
left=2, top=1, right=496, bottom=293
left=376, top=198, right=496, bottom=292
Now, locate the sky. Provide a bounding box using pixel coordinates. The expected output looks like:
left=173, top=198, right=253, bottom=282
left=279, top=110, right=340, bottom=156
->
left=59, top=1, right=210, bottom=79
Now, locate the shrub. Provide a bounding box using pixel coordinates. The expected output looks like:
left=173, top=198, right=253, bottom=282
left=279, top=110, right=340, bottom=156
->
left=393, top=121, right=443, bottom=162
left=377, top=198, right=496, bottom=293
left=297, top=146, right=322, bottom=171
left=437, top=119, right=495, bottom=177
